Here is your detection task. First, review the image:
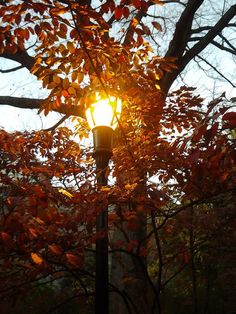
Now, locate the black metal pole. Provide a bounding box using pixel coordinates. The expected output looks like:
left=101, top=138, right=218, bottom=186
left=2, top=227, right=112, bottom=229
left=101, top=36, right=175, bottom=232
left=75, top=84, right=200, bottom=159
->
left=93, top=126, right=113, bottom=314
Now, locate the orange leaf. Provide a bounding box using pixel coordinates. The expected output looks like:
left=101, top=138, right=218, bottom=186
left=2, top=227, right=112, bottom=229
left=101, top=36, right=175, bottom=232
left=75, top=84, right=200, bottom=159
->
left=29, top=228, right=38, bottom=238
left=62, top=89, right=69, bottom=97
left=62, top=78, right=69, bottom=89
left=53, top=75, right=61, bottom=84
left=31, top=252, right=43, bottom=265
left=66, top=253, right=83, bottom=267
left=49, top=244, right=63, bottom=255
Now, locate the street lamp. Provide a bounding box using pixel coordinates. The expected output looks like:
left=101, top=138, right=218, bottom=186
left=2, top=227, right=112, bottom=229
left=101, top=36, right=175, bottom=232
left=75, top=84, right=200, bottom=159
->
left=86, top=94, right=122, bottom=314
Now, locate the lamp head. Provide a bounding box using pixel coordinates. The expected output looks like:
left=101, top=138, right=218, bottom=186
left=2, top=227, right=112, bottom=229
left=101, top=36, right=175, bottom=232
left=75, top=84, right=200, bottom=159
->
left=85, top=94, right=122, bottom=130
left=85, top=93, right=122, bottom=160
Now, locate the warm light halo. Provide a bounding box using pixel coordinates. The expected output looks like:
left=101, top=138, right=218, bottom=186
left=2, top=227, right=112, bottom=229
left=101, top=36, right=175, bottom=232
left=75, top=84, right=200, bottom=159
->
left=86, top=95, right=122, bottom=130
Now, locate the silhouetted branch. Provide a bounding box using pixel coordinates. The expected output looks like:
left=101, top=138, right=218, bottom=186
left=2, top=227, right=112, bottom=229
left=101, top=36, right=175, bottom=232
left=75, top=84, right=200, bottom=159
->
left=1, top=49, right=35, bottom=71
left=0, top=65, right=24, bottom=73
left=0, top=96, right=84, bottom=117
left=196, top=54, right=236, bottom=88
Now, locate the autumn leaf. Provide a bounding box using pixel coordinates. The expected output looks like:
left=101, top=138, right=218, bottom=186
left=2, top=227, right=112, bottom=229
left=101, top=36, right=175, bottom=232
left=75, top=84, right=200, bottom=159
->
left=62, top=78, right=70, bottom=89
left=53, top=75, right=61, bottom=85
left=66, top=253, right=83, bottom=267
left=49, top=244, right=63, bottom=255
left=123, top=7, right=130, bottom=19
left=115, top=6, right=123, bottom=20
left=67, top=41, right=76, bottom=54
left=152, top=21, right=162, bottom=31
left=31, top=253, right=43, bottom=265
left=59, top=188, right=73, bottom=198
left=1, top=232, right=11, bottom=243
left=29, top=228, right=38, bottom=238
left=222, top=112, right=236, bottom=128
left=131, top=18, right=139, bottom=27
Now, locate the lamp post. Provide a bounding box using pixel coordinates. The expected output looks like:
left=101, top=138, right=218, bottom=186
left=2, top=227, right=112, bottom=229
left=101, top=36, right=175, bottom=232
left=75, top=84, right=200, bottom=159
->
left=86, top=94, right=122, bottom=314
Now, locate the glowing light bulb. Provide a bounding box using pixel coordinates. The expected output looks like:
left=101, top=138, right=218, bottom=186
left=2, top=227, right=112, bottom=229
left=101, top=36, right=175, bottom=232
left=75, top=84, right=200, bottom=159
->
left=86, top=95, right=122, bottom=130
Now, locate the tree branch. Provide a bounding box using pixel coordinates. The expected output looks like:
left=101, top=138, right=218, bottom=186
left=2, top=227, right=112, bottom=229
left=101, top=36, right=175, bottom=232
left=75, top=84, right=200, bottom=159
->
left=160, top=3, right=236, bottom=93
left=0, top=65, right=24, bottom=73
left=162, top=0, right=185, bottom=6
left=0, top=96, right=84, bottom=117
left=195, top=54, right=236, bottom=88
left=43, top=114, right=70, bottom=132
left=0, top=49, right=35, bottom=71
left=212, top=40, right=236, bottom=55
left=165, top=0, right=204, bottom=59
left=181, top=4, right=236, bottom=72
left=218, top=33, right=236, bottom=52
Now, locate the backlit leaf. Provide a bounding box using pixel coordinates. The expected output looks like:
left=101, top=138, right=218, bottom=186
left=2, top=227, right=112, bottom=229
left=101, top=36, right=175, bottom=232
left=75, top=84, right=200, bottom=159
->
left=49, top=244, right=63, bottom=255
left=66, top=253, right=83, bottom=267
left=115, top=6, right=123, bottom=20
left=31, top=253, right=43, bottom=265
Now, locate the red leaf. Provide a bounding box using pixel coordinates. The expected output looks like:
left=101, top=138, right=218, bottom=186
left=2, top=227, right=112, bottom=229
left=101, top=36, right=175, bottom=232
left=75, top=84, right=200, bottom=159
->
left=66, top=253, right=83, bottom=267
left=1, top=232, right=11, bottom=243
left=122, top=7, right=130, bottom=19
left=189, top=149, right=200, bottom=164
left=132, top=0, right=142, bottom=9
left=152, top=21, right=162, bottom=31
left=192, top=124, right=207, bottom=142
left=115, top=6, right=123, bottom=20
left=223, top=112, right=236, bottom=128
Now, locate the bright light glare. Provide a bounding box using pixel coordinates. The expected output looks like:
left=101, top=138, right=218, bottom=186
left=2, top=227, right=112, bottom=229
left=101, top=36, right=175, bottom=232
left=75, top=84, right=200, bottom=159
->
left=86, top=95, right=122, bottom=130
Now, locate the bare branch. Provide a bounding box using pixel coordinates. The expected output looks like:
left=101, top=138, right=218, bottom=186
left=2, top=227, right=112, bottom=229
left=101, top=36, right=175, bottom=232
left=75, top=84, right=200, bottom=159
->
left=165, top=0, right=204, bottom=59
left=191, top=26, right=212, bottom=34
left=43, top=114, right=69, bottom=132
left=162, top=0, right=185, bottom=6
left=218, top=33, right=236, bottom=52
left=212, top=40, right=236, bottom=55
left=160, top=3, right=236, bottom=93
left=191, top=23, right=236, bottom=34
left=182, top=4, right=236, bottom=70
left=0, top=49, right=35, bottom=71
left=0, top=96, right=84, bottom=117
left=195, top=54, right=236, bottom=88
left=0, top=65, right=24, bottom=73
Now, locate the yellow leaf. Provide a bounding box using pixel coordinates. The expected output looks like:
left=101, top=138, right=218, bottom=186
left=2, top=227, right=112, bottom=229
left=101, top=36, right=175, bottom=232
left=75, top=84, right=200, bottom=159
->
left=132, top=18, right=139, bottom=27
left=67, top=42, right=75, bottom=53
left=34, top=217, right=45, bottom=224
left=68, top=86, right=76, bottom=95
left=77, top=72, right=84, bottom=83
left=31, top=252, right=43, bottom=265
left=59, top=188, right=73, bottom=198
